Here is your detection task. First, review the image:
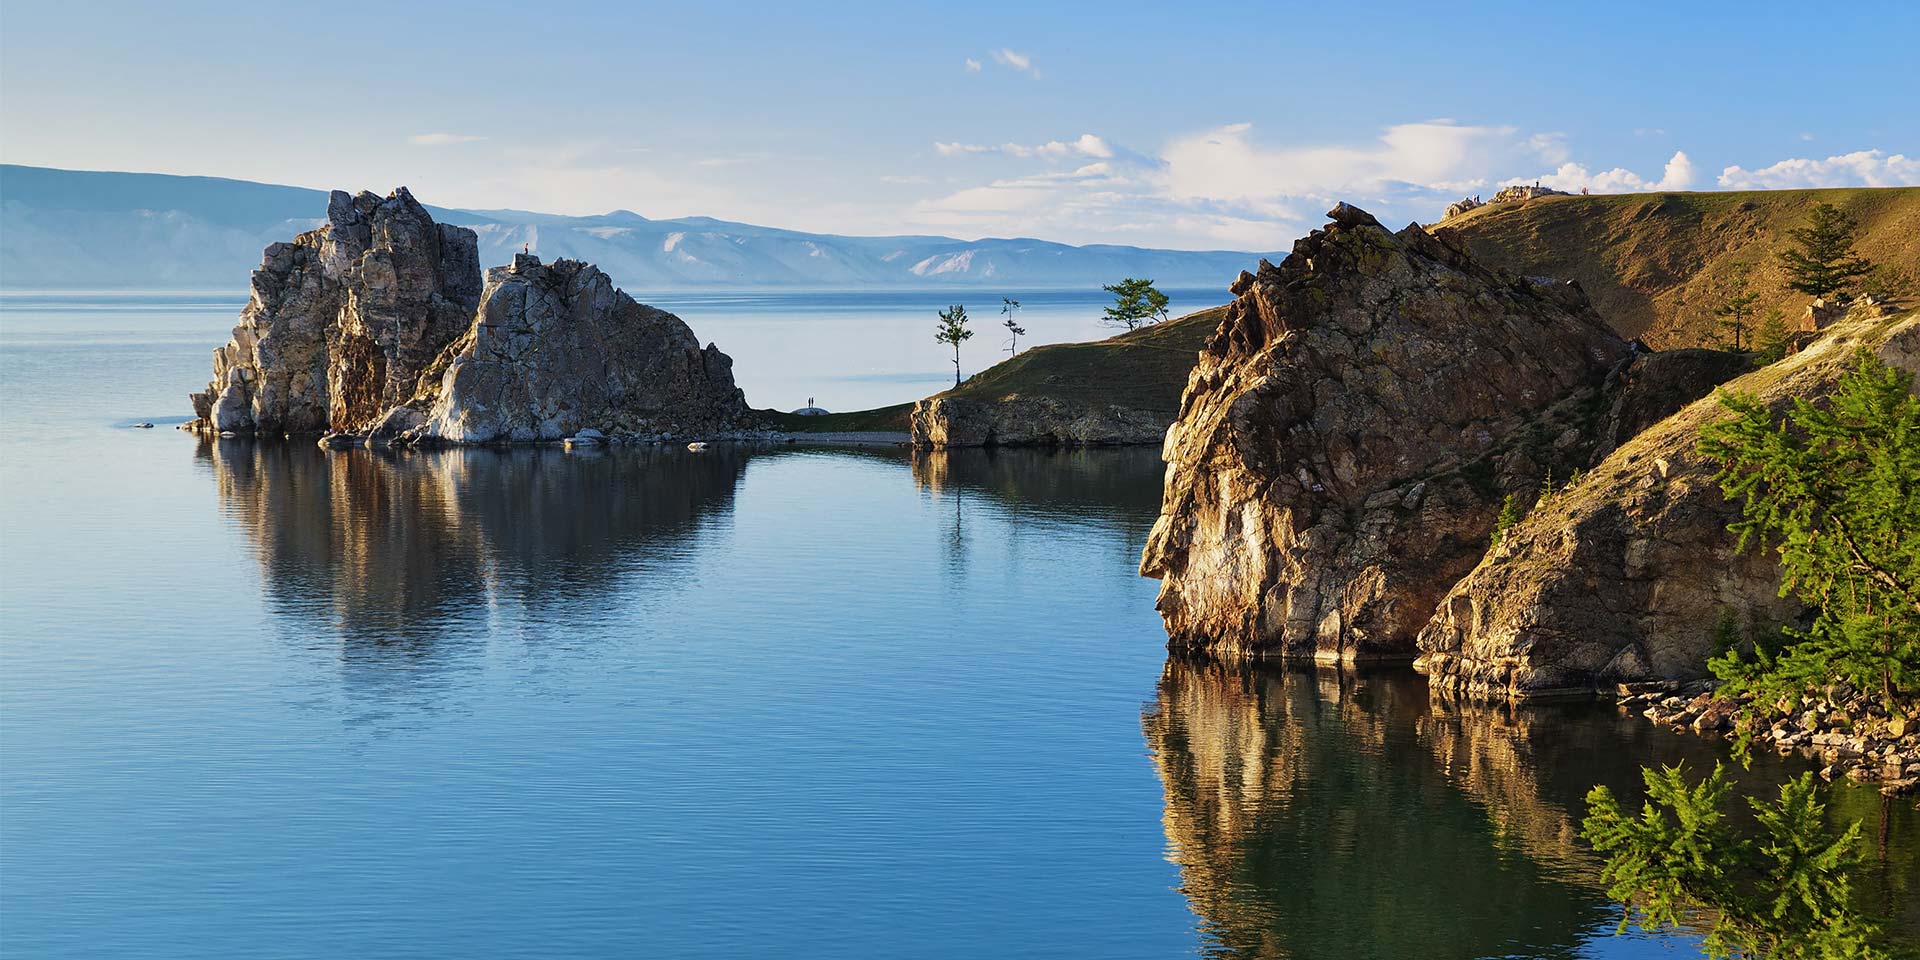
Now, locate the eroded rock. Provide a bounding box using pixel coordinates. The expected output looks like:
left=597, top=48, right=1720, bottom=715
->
left=188, top=188, right=481, bottom=436
left=188, top=192, right=745, bottom=444
left=1139, top=205, right=1629, bottom=663
left=404, top=255, right=745, bottom=443
left=1417, top=309, right=1920, bottom=697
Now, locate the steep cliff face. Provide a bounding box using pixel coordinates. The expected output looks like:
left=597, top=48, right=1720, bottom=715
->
left=1138, top=204, right=1629, bottom=663
left=1417, top=308, right=1920, bottom=698
left=376, top=254, right=745, bottom=443
left=190, top=190, right=746, bottom=443
left=189, top=188, right=482, bottom=435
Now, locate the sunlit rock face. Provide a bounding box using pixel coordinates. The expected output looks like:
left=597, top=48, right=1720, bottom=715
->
left=1417, top=311, right=1920, bottom=698
left=189, top=193, right=745, bottom=443
left=403, top=255, right=747, bottom=443
left=190, top=188, right=482, bottom=435
left=1139, top=204, right=1628, bottom=664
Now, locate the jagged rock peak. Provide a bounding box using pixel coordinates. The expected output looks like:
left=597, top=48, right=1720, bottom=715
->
left=188, top=186, right=481, bottom=436
left=1140, top=203, right=1630, bottom=663
left=189, top=190, right=747, bottom=445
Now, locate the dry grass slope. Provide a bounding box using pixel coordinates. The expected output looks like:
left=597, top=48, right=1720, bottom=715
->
left=1443, top=187, right=1920, bottom=348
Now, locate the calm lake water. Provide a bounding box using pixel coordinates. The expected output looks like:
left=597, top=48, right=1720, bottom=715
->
left=1, top=293, right=1915, bottom=959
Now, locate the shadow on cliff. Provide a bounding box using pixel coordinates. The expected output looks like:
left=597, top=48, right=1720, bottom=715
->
left=1142, top=660, right=1920, bottom=958
left=195, top=439, right=749, bottom=650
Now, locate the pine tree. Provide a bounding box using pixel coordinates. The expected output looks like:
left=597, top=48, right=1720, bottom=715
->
left=1697, top=351, right=1920, bottom=719
left=1492, top=493, right=1523, bottom=548
left=1753, top=308, right=1792, bottom=366
left=1714, top=288, right=1761, bottom=351
left=1102, top=278, right=1170, bottom=329
left=1776, top=203, right=1873, bottom=302
left=1582, top=764, right=1879, bottom=959
left=936, top=304, right=973, bottom=387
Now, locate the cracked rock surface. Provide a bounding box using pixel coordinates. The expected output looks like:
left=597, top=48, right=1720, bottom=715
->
left=1139, top=204, right=1629, bottom=664
left=188, top=191, right=745, bottom=443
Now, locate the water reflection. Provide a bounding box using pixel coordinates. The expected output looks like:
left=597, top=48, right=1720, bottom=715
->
left=1144, top=661, right=1920, bottom=959
left=909, top=446, right=1167, bottom=526
left=197, top=439, right=749, bottom=646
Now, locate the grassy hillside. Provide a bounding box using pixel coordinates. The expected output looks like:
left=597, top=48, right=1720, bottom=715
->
left=927, top=304, right=1228, bottom=414
left=1443, top=187, right=1920, bottom=348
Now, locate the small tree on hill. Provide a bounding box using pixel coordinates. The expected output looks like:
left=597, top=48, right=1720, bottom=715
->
left=1713, top=287, right=1761, bottom=351
left=936, top=304, right=973, bottom=387
left=1752, top=308, right=1791, bottom=366
left=1102, top=278, right=1170, bottom=329
left=1776, top=202, right=1873, bottom=302
left=1001, top=297, right=1025, bottom=355
left=1491, top=493, right=1523, bottom=548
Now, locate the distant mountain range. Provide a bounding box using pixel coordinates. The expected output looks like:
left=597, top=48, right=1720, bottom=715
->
left=0, top=164, right=1274, bottom=292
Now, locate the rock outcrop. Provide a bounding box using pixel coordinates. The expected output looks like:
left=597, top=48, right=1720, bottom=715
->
left=190, top=188, right=482, bottom=435
left=1417, top=309, right=1920, bottom=698
left=189, top=189, right=746, bottom=443
left=910, top=395, right=1168, bottom=446
left=380, top=254, right=746, bottom=443
left=1139, top=204, right=1630, bottom=664
left=909, top=305, right=1225, bottom=449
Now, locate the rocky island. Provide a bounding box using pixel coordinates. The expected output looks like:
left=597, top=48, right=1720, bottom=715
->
left=187, top=187, right=746, bottom=444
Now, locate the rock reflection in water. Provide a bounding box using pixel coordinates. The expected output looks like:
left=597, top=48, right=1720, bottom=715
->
left=197, top=439, right=748, bottom=645
left=1147, top=662, right=1663, bottom=959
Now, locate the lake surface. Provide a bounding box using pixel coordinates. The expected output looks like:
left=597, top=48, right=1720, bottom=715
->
left=1, top=293, right=1915, bottom=959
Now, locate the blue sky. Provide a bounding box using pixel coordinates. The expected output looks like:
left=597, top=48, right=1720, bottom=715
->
left=2, top=0, right=1915, bottom=248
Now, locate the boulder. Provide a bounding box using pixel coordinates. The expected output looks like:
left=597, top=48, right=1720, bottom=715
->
left=1138, top=205, right=1629, bottom=663
left=1416, top=309, right=1920, bottom=697
left=406, top=255, right=746, bottom=443
left=188, top=188, right=482, bottom=436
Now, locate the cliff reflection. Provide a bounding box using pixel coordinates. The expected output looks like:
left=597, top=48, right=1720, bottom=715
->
left=198, top=440, right=747, bottom=644
left=1145, top=661, right=1627, bottom=960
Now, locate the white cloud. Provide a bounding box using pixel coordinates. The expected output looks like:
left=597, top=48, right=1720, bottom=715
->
left=912, top=121, right=1714, bottom=249
left=1799, top=132, right=1816, bottom=141
left=963, top=58, right=982, bottom=73
left=990, top=48, right=1040, bottom=78
left=1160, top=120, right=1554, bottom=202
left=934, top=134, right=1111, bottom=160
left=1523, top=150, right=1695, bottom=193
left=408, top=133, right=485, bottom=146
left=1717, top=149, right=1920, bottom=189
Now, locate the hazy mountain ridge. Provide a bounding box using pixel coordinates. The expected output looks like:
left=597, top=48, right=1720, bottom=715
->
left=0, top=165, right=1275, bottom=291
